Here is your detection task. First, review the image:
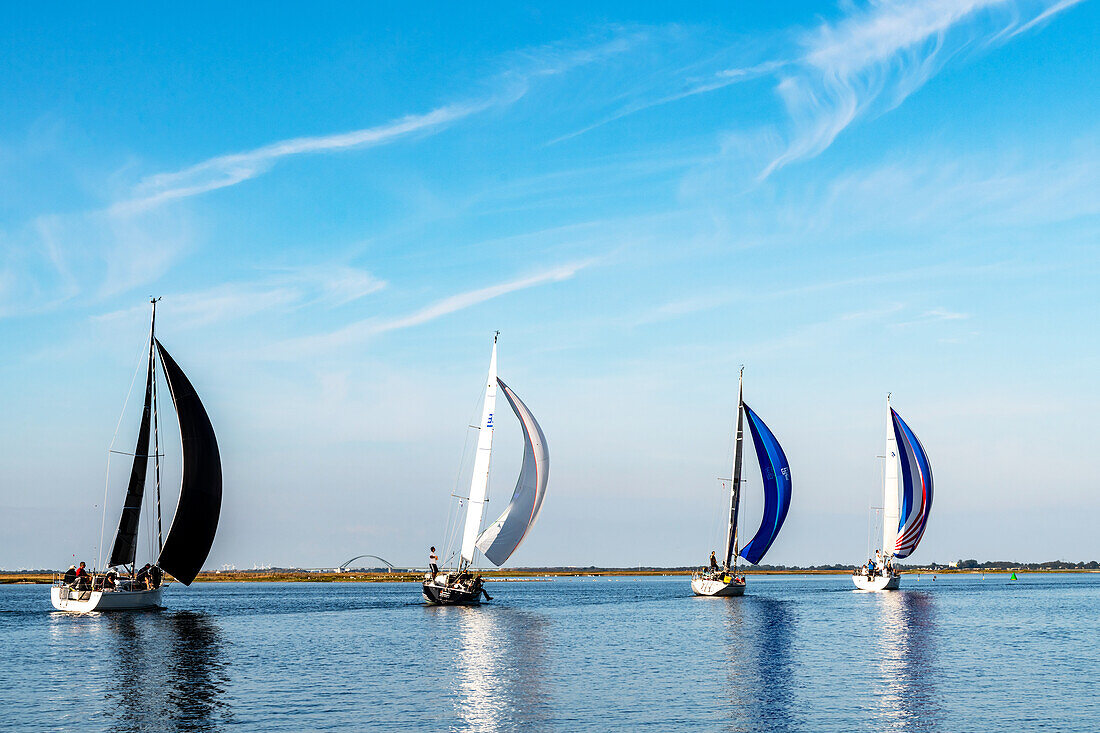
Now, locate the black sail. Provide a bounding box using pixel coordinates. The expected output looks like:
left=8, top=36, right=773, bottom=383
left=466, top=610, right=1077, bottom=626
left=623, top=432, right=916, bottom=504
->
left=154, top=340, right=222, bottom=586
left=107, top=350, right=154, bottom=568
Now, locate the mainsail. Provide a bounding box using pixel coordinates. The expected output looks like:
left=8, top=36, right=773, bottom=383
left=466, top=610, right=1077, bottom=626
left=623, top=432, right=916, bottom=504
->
left=460, top=337, right=498, bottom=565
left=154, top=340, right=222, bottom=585
left=107, top=351, right=154, bottom=568
left=475, top=378, right=550, bottom=566
left=738, top=403, right=792, bottom=565
left=891, top=408, right=933, bottom=558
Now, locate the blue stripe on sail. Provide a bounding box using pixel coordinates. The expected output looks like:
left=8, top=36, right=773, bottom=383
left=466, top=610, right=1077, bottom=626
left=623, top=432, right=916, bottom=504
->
left=738, top=403, right=792, bottom=565
left=891, top=408, right=933, bottom=558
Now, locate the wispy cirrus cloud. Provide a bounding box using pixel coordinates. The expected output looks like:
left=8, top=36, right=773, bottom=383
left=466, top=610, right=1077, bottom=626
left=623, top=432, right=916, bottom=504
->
left=93, top=264, right=387, bottom=329
left=270, top=260, right=591, bottom=356
left=111, top=103, right=487, bottom=216
left=761, top=0, right=1081, bottom=177
left=547, top=1, right=1080, bottom=182
left=111, top=31, right=642, bottom=216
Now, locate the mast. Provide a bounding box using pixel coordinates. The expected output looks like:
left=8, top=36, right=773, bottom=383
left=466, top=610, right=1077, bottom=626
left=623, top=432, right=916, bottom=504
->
left=106, top=307, right=157, bottom=570
left=882, top=393, right=900, bottom=558
left=723, top=367, right=745, bottom=570
left=459, top=332, right=499, bottom=567
left=151, top=297, right=164, bottom=554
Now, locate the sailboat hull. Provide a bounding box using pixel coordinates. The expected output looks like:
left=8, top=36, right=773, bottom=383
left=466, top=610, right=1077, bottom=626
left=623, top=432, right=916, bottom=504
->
left=422, top=575, right=485, bottom=606
left=51, top=585, right=164, bottom=612
left=852, top=572, right=900, bottom=591
left=691, top=575, right=746, bottom=597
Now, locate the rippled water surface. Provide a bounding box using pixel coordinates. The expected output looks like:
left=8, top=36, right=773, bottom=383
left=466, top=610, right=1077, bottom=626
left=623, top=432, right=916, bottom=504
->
left=2, top=574, right=1098, bottom=731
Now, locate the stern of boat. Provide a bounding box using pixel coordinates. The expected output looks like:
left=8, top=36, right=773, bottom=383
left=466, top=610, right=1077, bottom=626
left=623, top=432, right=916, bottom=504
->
left=422, top=573, right=484, bottom=606
left=852, top=570, right=901, bottom=591
left=691, top=570, right=747, bottom=597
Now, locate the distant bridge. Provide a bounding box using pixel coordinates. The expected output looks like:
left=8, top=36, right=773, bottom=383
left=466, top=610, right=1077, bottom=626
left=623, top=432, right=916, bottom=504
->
left=339, top=554, right=396, bottom=572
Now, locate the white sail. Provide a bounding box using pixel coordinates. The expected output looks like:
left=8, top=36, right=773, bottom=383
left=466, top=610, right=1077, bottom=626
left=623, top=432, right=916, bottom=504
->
left=476, top=378, right=550, bottom=566
left=882, top=395, right=900, bottom=557
left=460, top=337, right=498, bottom=565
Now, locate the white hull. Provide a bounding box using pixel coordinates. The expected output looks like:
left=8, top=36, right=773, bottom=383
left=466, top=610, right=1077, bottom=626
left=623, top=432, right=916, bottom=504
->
left=852, top=573, right=900, bottom=591
left=51, top=585, right=164, bottom=612
left=691, top=575, right=746, bottom=597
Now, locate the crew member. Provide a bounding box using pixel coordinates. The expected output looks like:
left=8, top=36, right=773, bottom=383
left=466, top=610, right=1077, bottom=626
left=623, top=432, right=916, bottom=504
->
left=74, top=562, right=90, bottom=590
left=709, top=551, right=719, bottom=572
left=136, top=563, right=151, bottom=589
left=428, top=547, right=439, bottom=579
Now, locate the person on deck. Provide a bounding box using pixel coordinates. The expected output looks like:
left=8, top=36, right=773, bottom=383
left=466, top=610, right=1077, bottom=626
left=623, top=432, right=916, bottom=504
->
left=74, top=562, right=90, bottom=590
left=709, top=551, right=719, bottom=573
left=63, top=565, right=77, bottom=587
left=135, top=563, right=151, bottom=589
left=103, top=571, right=116, bottom=590
left=149, top=565, right=163, bottom=589
left=428, top=548, right=439, bottom=579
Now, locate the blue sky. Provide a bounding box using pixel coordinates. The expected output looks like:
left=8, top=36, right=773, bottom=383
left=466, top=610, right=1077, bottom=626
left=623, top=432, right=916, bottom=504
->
left=1, top=1, right=1097, bottom=570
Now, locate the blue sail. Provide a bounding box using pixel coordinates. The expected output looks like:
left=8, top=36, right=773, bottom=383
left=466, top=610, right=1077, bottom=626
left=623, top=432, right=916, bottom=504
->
left=892, top=408, right=933, bottom=558
left=738, top=403, right=792, bottom=565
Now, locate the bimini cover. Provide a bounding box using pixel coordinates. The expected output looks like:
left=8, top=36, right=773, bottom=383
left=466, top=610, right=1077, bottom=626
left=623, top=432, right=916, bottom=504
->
left=475, top=378, right=549, bottom=566
left=155, top=340, right=222, bottom=585
left=891, top=408, right=933, bottom=559
left=738, top=403, right=792, bottom=565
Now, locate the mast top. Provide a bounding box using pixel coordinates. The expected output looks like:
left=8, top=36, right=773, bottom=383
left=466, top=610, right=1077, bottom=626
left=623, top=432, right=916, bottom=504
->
left=494, top=330, right=500, bottom=343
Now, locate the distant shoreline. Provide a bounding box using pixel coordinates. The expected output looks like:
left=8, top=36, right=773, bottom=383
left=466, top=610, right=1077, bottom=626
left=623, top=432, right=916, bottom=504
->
left=3, top=567, right=1097, bottom=584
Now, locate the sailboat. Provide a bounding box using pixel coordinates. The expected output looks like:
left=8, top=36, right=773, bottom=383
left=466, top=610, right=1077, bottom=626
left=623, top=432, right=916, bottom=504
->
left=52, top=299, right=222, bottom=612
left=852, top=395, right=933, bottom=591
left=422, top=333, right=549, bottom=605
left=692, top=368, right=792, bottom=597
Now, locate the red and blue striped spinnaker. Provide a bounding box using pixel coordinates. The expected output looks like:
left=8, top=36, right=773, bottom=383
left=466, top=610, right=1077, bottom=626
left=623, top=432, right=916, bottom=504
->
left=738, top=404, right=793, bottom=565
left=892, top=408, right=933, bottom=558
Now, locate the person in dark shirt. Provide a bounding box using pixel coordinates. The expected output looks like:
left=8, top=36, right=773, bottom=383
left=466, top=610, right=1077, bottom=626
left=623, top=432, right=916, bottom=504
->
left=136, top=563, right=151, bottom=590
left=149, top=565, right=163, bottom=589
left=709, top=551, right=719, bottom=572
left=63, top=565, right=77, bottom=587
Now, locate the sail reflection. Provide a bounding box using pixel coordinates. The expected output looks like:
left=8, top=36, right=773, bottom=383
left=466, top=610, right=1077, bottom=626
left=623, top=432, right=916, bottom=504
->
left=721, top=596, right=799, bottom=732
left=99, top=611, right=232, bottom=732
left=873, top=591, right=940, bottom=732
left=450, top=606, right=551, bottom=732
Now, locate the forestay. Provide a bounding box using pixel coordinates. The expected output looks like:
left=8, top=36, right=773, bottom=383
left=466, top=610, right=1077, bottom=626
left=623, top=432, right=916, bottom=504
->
left=475, top=378, right=549, bottom=566
left=738, top=403, right=792, bottom=565
left=891, top=408, right=933, bottom=558
left=155, top=340, right=223, bottom=585
left=108, top=354, right=155, bottom=568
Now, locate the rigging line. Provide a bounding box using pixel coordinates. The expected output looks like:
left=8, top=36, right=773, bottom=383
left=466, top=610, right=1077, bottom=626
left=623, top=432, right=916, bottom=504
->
left=444, top=384, right=487, bottom=566
left=97, top=332, right=149, bottom=571
left=151, top=299, right=163, bottom=555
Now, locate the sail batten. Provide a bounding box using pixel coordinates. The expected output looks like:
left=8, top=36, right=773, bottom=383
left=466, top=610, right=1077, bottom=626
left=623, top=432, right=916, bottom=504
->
left=107, top=349, right=155, bottom=568
left=891, top=408, right=932, bottom=558
left=475, top=378, right=549, bottom=566
left=154, top=340, right=222, bottom=586
left=737, top=403, right=792, bottom=565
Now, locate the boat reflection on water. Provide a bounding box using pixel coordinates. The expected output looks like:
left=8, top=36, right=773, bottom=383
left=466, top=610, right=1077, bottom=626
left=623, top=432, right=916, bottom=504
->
left=100, top=611, right=231, bottom=732
left=873, top=590, right=940, bottom=732
left=721, top=596, right=799, bottom=732
left=445, top=605, right=551, bottom=732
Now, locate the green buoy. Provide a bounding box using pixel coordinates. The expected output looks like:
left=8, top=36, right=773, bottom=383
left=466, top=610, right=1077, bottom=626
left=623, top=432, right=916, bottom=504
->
left=1010, top=572, right=1017, bottom=580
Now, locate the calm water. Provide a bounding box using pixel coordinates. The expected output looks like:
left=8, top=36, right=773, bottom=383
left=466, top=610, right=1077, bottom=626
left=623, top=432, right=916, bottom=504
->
left=2, top=574, right=1098, bottom=731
